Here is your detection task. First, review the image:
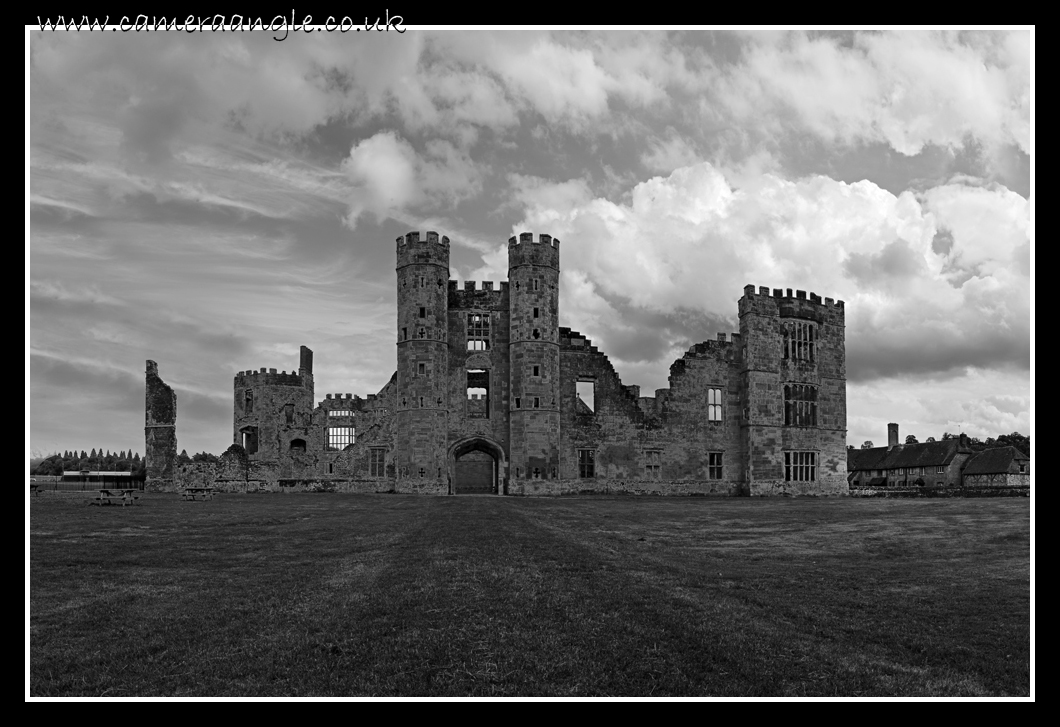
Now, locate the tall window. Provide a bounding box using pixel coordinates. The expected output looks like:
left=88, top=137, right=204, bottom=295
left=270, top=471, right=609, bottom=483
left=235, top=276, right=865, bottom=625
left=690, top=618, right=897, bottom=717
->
left=579, top=449, right=595, bottom=478
left=707, top=388, right=722, bottom=421
left=784, top=384, right=818, bottom=426
left=708, top=452, right=723, bottom=479
left=370, top=448, right=386, bottom=477
left=467, top=313, right=490, bottom=350
left=327, top=426, right=355, bottom=451
left=244, top=389, right=254, bottom=414
left=644, top=450, right=661, bottom=480
left=785, top=451, right=817, bottom=482
left=467, top=369, right=489, bottom=419
left=783, top=321, right=817, bottom=362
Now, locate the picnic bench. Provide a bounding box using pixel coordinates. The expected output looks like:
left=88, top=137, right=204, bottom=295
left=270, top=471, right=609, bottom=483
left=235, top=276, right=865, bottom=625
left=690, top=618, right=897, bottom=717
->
left=181, top=487, right=215, bottom=501
left=91, top=489, right=141, bottom=506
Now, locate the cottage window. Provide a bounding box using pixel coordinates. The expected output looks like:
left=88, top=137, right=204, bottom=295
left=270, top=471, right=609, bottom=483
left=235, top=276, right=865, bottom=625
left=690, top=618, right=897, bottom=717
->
left=579, top=449, right=595, bottom=478
left=784, top=451, right=817, bottom=482
left=936, top=465, right=945, bottom=474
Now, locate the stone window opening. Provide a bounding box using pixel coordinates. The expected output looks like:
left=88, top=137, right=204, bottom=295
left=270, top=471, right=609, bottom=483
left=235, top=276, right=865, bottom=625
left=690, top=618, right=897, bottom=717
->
left=419, top=306, right=426, bottom=319
left=533, top=307, right=539, bottom=318
left=402, top=327, right=408, bottom=341
left=418, top=327, right=426, bottom=339
left=532, top=365, right=540, bottom=377
left=467, top=369, right=490, bottom=419
left=284, top=403, right=294, bottom=425
left=418, top=362, right=426, bottom=377
left=533, top=397, right=540, bottom=409
left=419, top=397, right=424, bottom=408
left=645, top=450, right=662, bottom=480
left=244, top=389, right=254, bottom=414
left=328, top=462, right=334, bottom=474
left=708, top=452, right=723, bottom=480
left=328, top=410, right=353, bottom=417
left=576, top=380, right=595, bottom=413
left=532, top=328, right=540, bottom=339
left=289, top=438, right=306, bottom=453
left=419, top=276, right=425, bottom=288
left=515, top=397, right=521, bottom=409
left=533, top=467, right=541, bottom=479
left=533, top=279, right=539, bottom=292
left=419, top=468, right=425, bottom=478
left=326, top=426, right=354, bottom=451
left=784, top=451, right=817, bottom=482
left=784, top=384, right=818, bottom=427
left=240, top=426, right=259, bottom=455
left=707, top=388, right=722, bottom=422
left=783, top=321, right=817, bottom=362
left=467, top=313, right=490, bottom=351
left=578, top=449, right=595, bottom=478
left=370, top=448, right=386, bottom=477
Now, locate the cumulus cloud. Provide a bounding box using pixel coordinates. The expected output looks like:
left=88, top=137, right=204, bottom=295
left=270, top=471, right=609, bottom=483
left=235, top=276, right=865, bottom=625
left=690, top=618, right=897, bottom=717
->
left=341, top=132, right=484, bottom=227
left=512, top=161, right=1029, bottom=390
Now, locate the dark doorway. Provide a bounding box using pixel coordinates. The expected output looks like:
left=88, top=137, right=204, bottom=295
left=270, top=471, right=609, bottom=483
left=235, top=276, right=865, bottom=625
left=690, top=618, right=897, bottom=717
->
left=455, top=449, right=495, bottom=494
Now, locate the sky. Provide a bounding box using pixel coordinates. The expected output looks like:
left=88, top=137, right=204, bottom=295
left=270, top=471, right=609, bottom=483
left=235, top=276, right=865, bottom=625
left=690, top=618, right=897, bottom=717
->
left=28, top=27, right=1033, bottom=458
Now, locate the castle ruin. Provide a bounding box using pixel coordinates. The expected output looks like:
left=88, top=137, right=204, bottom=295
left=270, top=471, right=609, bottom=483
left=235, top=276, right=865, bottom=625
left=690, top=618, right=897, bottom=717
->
left=162, top=230, right=848, bottom=496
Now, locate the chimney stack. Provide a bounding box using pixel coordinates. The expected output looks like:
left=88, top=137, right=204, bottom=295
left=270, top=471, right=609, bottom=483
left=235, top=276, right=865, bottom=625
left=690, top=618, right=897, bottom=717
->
left=888, top=423, right=899, bottom=450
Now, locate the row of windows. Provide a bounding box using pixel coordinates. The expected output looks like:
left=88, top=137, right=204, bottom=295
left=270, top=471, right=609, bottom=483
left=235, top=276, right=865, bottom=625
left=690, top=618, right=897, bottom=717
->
left=870, top=466, right=947, bottom=476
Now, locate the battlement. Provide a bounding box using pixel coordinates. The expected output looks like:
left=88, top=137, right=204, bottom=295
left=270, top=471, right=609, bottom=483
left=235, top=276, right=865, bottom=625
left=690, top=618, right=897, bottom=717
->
left=739, top=283, right=845, bottom=323
left=396, top=230, right=451, bottom=247
left=448, top=280, right=510, bottom=311
left=396, top=231, right=451, bottom=270
left=234, top=368, right=307, bottom=388
left=319, top=392, right=378, bottom=412
left=508, top=231, right=560, bottom=270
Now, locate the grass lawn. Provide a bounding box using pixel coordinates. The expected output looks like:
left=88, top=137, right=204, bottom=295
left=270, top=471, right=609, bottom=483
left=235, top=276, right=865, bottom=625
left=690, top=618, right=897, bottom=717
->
left=28, top=493, right=1031, bottom=697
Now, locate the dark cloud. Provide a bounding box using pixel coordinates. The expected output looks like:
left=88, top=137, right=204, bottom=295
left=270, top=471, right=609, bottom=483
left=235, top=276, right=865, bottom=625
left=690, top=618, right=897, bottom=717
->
left=847, top=324, right=1030, bottom=383
left=931, top=227, right=955, bottom=255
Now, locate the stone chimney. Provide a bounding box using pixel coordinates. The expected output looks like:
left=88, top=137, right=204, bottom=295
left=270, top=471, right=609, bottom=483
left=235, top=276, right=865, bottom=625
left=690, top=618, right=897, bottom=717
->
left=888, top=423, right=899, bottom=450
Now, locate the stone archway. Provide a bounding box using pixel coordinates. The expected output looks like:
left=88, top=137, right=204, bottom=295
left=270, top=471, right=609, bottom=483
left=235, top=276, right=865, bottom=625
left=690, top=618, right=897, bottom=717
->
left=449, top=436, right=507, bottom=495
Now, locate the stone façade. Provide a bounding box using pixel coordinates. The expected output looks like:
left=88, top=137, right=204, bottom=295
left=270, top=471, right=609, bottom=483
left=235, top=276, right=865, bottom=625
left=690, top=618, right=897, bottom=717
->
left=163, top=230, right=848, bottom=496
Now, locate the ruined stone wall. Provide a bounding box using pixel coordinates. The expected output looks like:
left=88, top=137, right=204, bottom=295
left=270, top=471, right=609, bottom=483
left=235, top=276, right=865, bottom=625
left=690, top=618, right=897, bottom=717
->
left=447, top=281, right=511, bottom=466
left=739, top=286, right=848, bottom=496
left=145, top=360, right=177, bottom=490
left=962, top=472, right=1029, bottom=489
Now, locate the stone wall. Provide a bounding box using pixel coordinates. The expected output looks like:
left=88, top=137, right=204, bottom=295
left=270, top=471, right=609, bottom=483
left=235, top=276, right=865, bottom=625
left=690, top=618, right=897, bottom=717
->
left=144, top=360, right=177, bottom=490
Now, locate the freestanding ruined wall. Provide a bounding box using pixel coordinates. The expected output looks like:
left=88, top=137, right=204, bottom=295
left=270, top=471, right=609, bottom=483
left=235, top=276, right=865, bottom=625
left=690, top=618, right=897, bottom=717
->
left=145, top=360, right=178, bottom=491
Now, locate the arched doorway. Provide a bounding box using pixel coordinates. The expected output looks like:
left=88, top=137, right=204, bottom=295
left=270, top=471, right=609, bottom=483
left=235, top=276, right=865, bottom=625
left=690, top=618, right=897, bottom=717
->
left=449, top=437, right=506, bottom=495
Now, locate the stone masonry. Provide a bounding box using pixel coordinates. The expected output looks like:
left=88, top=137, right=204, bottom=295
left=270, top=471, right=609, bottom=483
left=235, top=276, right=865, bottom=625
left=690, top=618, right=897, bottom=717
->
left=165, top=230, right=848, bottom=496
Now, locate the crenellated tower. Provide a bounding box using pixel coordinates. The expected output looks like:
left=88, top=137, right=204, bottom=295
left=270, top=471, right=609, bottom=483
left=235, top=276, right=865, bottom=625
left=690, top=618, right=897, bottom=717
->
left=233, top=345, right=315, bottom=461
left=508, top=232, right=561, bottom=482
left=738, top=285, right=847, bottom=495
left=395, top=231, right=450, bottom=493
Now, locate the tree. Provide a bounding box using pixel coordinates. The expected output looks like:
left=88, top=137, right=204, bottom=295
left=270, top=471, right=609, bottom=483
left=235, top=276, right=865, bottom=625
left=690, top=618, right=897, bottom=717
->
left=925, top=436, right=936, bottom=442
left=847, top=444, right=855, bottom=450
left=861, top=441, right=874, bottom=449
left=905, top=434, right=918, bottom=444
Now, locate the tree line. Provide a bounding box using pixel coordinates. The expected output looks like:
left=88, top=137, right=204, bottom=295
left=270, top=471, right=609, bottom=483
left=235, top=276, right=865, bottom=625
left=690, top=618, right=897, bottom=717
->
left=851, top=431, right=1030, bottom=456
left=30, top=448, right=221, bottom=475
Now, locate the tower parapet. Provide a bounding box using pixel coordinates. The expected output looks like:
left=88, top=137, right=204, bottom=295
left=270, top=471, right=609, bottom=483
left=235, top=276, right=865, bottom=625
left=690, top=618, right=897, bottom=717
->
left=396, top=231, right=451, bottom=270
left=508, top=232, right=560, bottom=271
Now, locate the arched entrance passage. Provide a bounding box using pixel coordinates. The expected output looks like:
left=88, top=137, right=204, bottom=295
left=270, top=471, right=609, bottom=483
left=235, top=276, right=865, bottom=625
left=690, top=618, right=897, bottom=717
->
left=449, top=437, right=506, bottom=495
